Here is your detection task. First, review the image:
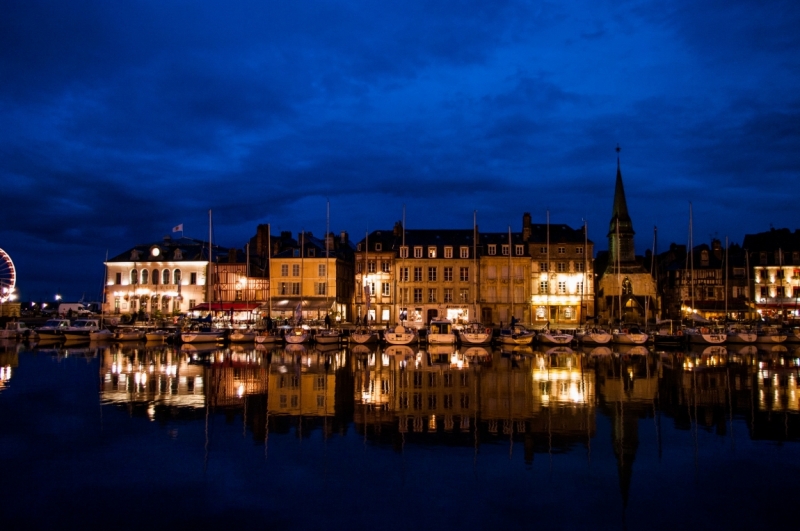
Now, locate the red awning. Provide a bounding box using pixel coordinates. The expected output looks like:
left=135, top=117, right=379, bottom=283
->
left=189, top=302, right=261, bottom=312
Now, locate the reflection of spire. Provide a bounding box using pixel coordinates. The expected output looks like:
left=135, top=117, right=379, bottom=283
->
left=612, top=396, right=640, bottom=512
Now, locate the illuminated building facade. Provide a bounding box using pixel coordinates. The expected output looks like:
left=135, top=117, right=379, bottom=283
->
left=743, top=228, right=800, bottom=321
left=103, top=235, right=232, bottom=316
left=269, top=230, right=355, bottom=323
left=356, top=224, right=478, bottom=326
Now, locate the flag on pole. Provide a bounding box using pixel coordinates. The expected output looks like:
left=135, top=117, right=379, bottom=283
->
left=172, top=224, right=183, bottom=233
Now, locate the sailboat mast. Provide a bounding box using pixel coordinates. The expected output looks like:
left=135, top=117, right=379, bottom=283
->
left=326, top=200, right=330, bottom=320
left=473, top=210, right=477, bottom=323
left=267, top=223, right=272, bottom=318
left=508, top=225, right=513, bottom=323
left=689, top=203, right=694, bottom=317
left=208, top=209, right=213, bottom=305
left=724, top=236, right=729, bottom=321
left=582, top=220, right=587, bottom=326
left=616, top=218, right=622, bottom=325
left=546, top=210, right=550, bottom=325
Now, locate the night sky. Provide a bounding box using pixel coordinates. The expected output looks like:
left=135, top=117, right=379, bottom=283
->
left=2, top=1, right=799, bottom=302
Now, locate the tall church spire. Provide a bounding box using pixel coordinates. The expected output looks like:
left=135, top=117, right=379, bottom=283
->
left=607, top=145, right=636, bottom=267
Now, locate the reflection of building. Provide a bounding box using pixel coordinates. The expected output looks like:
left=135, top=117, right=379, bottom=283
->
left=100, top=344, right=207, bottom=412
left=596, top=152, right=657, bottom=325
left=0, top=342, right=19, bottom=392
left=265, top=350, right=339, bottom=417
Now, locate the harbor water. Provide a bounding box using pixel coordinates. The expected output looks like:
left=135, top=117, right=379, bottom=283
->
left=1, top=339, right=799, bottom=530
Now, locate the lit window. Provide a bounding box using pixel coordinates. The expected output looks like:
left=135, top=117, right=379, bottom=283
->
left=428, top=247, right=437, bottom=258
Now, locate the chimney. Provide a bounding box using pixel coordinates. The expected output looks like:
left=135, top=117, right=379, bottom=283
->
left=393, top=221, right=403, bottom=237
left=522, top=212, right=532, bottom=242
left=340, top=231, right=349, bottom=245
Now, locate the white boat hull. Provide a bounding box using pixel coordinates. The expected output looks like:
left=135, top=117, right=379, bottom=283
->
left=612, top=332, right=649, bottom=345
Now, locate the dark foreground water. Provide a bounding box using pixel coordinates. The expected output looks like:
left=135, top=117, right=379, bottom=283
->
left=1, top=339, right=799, bottom=530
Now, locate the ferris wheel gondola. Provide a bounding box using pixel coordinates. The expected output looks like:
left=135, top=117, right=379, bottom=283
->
left=0, top=248, right=16, bottom=303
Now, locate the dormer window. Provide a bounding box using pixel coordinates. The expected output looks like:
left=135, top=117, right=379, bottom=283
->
left=515, top=245, right=524, bottom=256
left=701, top=250, right=709, bottom=266
left=460, top=247, right=469, bottom=258
left=130, top=249, right=141, bottom=260
left=444, top=247, right=453, bottom=258
left=400, top=246, right=408, bottom=258
left=375, top=243, right=382, bottom=252
left=428, top=247, right=437, bottom=258
left=414, top=247, right=422, bottom=258
left=308, top=248, right=315, bottom=257
left=488, top=245, right=496, bottom=255
left=174, top=249, right=183, bottom=260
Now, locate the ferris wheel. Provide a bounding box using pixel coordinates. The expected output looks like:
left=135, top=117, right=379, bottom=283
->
left=0, top=248, right=16, bottom=303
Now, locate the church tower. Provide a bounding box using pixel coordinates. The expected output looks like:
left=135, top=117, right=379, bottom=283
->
left=596, top=146, right=658, bottom=325
left=607, top=146, right=636, bottom=270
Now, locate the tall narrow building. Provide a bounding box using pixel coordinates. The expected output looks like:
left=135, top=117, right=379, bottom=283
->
left=596, top=148, right=657, bottom=325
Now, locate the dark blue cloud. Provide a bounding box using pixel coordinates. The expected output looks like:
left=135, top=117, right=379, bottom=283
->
left=1, top=0, right=799, bottom=300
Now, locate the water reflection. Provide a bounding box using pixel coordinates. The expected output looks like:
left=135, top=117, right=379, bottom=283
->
left=17, top=338, right=800, bottom=445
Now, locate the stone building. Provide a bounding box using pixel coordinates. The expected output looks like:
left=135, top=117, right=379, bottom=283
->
left=596, top=152, right=657, bottom=325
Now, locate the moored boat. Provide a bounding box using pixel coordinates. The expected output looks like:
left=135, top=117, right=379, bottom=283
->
left=576, top=327, right=613, bottom=345
left=63, top=318, right=101, bottom=340
left=426, top=319, right=457, bottom=345
left=497, top=325, right=535, bottom=346
left=537, top=327, right=574, bottom=346
left=456, top=322, right=492, bottom=346
left=113, top=327, right=146, bottom=342
left=315, top=328, right=343, bottom=345
left=31, top=318, right=71, bottom=340
left=383, top=324, right=419, bottom=345
left=284, top=326, right=310, bottom=344
left=612, top=324, right=649, bottom=345
left=145, top=329, right=175, bottom=342
left=0, top=321, right=31, bottom=340
left=350, top=327, right=381, bottom=344
left=228, top=329, right=257, bottom=343
left=686, top=326, right=727, bottom=345
left=180, top=328, right=226, bottom=343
